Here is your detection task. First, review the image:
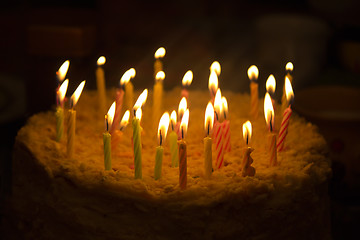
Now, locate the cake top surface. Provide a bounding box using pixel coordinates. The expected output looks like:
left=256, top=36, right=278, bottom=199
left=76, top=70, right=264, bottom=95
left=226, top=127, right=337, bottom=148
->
left=16, top=88, right=331, bottom=207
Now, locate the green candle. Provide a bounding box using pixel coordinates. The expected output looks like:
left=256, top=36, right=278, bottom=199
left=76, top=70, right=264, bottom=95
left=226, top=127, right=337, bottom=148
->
left=132, top=116, right=142, bottom=179
left=169, top=131, right=179, bottom=167
left=55, top=79, right=68, bottom=142
left=56, top=107, right=64, bottom=142
left=154, top=112, right=169, bottom=180
left=154, top=146, right=163, bottom=180
left=103, top=132, right=112, bottom=170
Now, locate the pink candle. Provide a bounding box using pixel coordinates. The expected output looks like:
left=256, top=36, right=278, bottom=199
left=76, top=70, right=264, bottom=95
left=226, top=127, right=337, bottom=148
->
left=264, top=92, right=277, bottom=167
left=221, top=96, right=231, bottom=152
left=277, top=77, right=294, bottom=152
left=214, top=89, right=225, bottom=169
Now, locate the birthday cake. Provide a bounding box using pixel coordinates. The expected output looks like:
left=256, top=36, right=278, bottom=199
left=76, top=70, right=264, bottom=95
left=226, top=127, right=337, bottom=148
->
left=11, top=88, right=331, bottom=239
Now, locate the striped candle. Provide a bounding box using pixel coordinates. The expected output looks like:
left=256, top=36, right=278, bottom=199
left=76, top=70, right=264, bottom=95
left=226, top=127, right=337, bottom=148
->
left=221, top=96, right=231, bottom=152
left=110, top=88, right=124, bottom=134
left=264, top=92, right=277, bottom=167
left=277, top=77, right=294, bottom=152
left=277, top=106, right=292, bottom=152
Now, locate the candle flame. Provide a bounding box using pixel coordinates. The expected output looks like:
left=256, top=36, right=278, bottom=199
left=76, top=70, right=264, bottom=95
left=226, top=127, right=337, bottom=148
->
left=106, top=101, right=116, bottom=130
left=247, top=65, right=259, bottom=81
left=266, top=74, right=276, bottom=95
left=120, top=110, right=130, bottom=131
left=58, top=79, right=69, bottom=105
left=285, top=76, right=294, bottom=103
left=221, top=96, right=228, bottom=119
left=264, top=92, right=274, bottom=131
left=178, top=97, right=187, bottom=121
left=157, top=112, right=170, bottom=146
left=154, top=47, right=166, bottom=59
left=210, top=61, right=221, bottom=76
left=286, top=62, right=294, bottom=72
left=155, top=71, right=165, bottom=82
left=204, top=102, right=214, bottom=136
left=133, top=89, right=148, bottom=111
left=242, top=121, right=252, bottom=145
left=180, top=109, right=189, bottom=139
left=135, top=108, right=142, bottom=121
left=182, top=70, right=193, bottom=87
left=208, top=71, right=218, bottom=95
left=57, top=60, right=70, bottom=82
left=120, top=68, right=136, bottom=86
left=170, top=110, right=177, bottom=127
left=70, top=80, right=85, bottom=108
left=214, top=89, right=222, bottom=121
left=97, top=56, right=106, bottom=66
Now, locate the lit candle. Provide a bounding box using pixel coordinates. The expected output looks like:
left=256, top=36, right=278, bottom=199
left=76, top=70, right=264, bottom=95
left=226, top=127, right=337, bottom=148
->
left=282, top=62, right=293, bottom=112
left=242, top=121, right=255, bottom=177
left=153, top=71, right=165, bottom=128
left=221, top=96, right=231, bottom=152
left=179, top=109, right=189, bottom=190
left=208, top=71, right=218, bottom=102
left=213, top=89, right=225, bottom=169
left=181, top=70, right=193, bottom=100
left=154, top=47, right=165, bottom=78
left=55, top=79, right=68, bottom=142
left=111, top=110, right=130, bottom=151
left=169, top=110, right=179, bottom=167
left=96, top=56, right=107, bottom=115
left=67, top=80, right=85, bottom=158
left=124, top=68, right=135, bottom=112
left=210, top=61, right=221, bottom=76
left=56, top=60, right=69, bottom=85
left=104, top=102, right=115, bottom=170
left=176, top=97, right=187, bottom=139
left=204, top=102, right=214, bottom=179
left=277, top=77, right=294, bottom=152
left=264, top=92, right=277, bottom=167
left=266, top=74, right=276, bottom=107
left=154, top=112, right=170, bottom=180
left=247, top=65, right=259, bottom=119
left=132, top=89, right=148, bottom=179
left=111, top=68, right=134, bottom=134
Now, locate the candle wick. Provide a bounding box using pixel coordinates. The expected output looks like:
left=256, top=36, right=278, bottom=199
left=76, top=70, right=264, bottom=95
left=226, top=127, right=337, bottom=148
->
left=207, top=123, right=210, bottom=136
left=223, top=111, right=227, bottom=120
left=181, top=127, right=184, bottom=139
left=270, top=112, right=273, bottom=132
left=105, top=115, right=109, bottom=131
left=159, top=129, right=162, bottom=146
left=215, top=111, right=219, bottom=121
left=246, top=134, right=249, bottom=145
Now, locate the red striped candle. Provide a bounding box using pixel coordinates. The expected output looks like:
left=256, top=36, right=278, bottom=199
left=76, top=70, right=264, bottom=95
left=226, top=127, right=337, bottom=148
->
left=214, top=122, right=224, bottom=169
left=277, top=106, right=292, bottom=152
left=222, top=96, right=231, bottom=152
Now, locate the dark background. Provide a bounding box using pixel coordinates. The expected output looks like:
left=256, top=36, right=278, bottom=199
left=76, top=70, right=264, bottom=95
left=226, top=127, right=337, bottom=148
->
left=1, top=0, right=360, bottom=239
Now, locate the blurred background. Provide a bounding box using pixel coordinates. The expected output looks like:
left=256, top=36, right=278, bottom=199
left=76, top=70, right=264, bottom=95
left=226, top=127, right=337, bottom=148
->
left=1, top=0, right=360, bottom=239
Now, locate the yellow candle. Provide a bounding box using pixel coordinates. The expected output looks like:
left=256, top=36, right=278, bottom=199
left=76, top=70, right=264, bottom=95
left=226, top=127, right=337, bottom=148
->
left=204, top=102, right=214, bottom=179
left=153, top=71, right=165, bottom=128
left=154, top=47, right=165, bottom=78
left=179, top=109, right=189, bottom=190
left=67, top=109, right=76, bottom=158
left=122, top=68, right=136, bottom=112
left=169, top=111, right=179, bottom=167
left=247, top=65, right=259, bottom=119
left=96, top=56, right=107, bottom=115
left=67, top=80, right=85, bottom=158
left=242, top=121, right=255, bottom=177
left=264, top=92, right=277, bottom=167
left=154, top=112, right=169, bottom=180
left=104, top=102, right=116, bottom=170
